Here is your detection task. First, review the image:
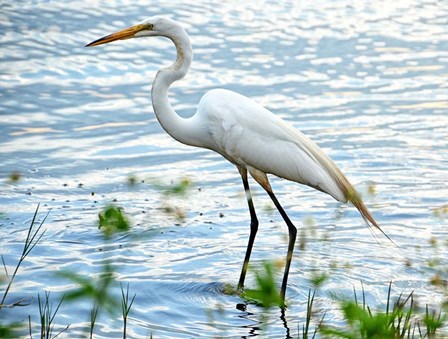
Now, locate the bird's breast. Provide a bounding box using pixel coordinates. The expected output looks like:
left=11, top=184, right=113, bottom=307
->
left=211, top=119, right=245, bottom=164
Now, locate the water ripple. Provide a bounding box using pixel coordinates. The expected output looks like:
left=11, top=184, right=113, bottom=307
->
left=1, top=0, right=448, bottom=338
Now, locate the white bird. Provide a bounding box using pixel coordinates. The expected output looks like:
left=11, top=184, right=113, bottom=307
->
left=86, top=16, right=390, bottom=303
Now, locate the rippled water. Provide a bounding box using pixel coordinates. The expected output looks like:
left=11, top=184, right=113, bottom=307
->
left=1, top=0, right=447, bottom=337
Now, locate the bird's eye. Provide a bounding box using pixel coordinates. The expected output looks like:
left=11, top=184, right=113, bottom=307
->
left=144, top=23, right=154, bottom=30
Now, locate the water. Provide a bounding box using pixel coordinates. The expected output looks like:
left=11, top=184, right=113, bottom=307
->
left=1, top=0, right=447, bottom=337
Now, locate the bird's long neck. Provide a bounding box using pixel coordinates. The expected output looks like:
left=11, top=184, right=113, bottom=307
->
left=151, top=27, right=204, bottom=147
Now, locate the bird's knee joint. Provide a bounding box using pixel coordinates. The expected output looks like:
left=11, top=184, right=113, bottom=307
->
left=289, top=226, right=297, bottom=238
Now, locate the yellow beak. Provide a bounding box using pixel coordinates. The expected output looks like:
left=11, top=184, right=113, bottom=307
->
left=85, top=24, right=149, bottom=47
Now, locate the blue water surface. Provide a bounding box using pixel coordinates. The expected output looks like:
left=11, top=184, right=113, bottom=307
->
left=1, top=1, right=447, bottom=337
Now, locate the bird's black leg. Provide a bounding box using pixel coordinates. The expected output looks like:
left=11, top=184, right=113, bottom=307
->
left=237, top=169, right=259, bottom=291
left=266, top=191, right=297, bottom=303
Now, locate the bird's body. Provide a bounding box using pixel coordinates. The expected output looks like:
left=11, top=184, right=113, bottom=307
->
left=87, top=16, right=389, bottom=304
left=195, top=88, right=347, bottom=202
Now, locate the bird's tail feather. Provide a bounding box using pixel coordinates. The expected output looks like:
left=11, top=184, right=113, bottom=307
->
left=312, top=146, right=395, bottom=245
left=346, top=186, right=396, bottom=245
left=328, top=163, right=395, bottom=245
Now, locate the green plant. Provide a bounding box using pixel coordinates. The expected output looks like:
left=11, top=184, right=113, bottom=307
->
left=89, top=303, right=100, bottom=339
left=422, top=304, right=446, bottom=337
left=154, top=177, right=191, bottom=196
left=145, top=177, right=192, bottom=221
left=8, top=172, right=21, bottom=183
left=59, top=206, right=130, bottom=314
left=298, top=289, right=323, bottom=339
left=242, top=260, right=283, bottom=308
left=320, top=283, right=446, bottom=338
left=121, top=283, right=136, bottom=339
left=0, top=322, right=23, bottom=338
left=35, top=291, right=68, bottom=339
left=241, top=262, right=323, bottom=337
left=309, top=270, right=329, bottom=289
left=98, top=205, right=131, bottom=238
left=59, top=263, right=117, bottom=314
left=59, top=204, right=135, bottom=336
left=1, top=204, right=48, bottom=308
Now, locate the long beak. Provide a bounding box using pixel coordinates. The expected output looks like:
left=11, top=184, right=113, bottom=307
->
left=85, top=24, right=149, bottom=47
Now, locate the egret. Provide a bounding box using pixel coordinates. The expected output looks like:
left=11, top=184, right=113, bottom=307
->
left=86, top=17, right=390, bottom=303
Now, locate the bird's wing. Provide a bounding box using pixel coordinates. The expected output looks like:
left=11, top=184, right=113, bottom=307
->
left=198, top=89, right=349, bottom=202
left=198, top=89, right=391, bottom=240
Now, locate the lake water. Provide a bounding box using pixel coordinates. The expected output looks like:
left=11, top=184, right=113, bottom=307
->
left=1, top=0, right=447, bottom=337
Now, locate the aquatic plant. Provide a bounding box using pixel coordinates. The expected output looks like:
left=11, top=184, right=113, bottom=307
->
left=1, top=204, right=48, bottom=308
left=242, top=260, right=284, bottom=308
left=36, top=291, right=68, bottom=339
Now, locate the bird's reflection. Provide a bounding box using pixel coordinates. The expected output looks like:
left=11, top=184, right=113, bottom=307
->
left=235, top=302, right=293, bottom=338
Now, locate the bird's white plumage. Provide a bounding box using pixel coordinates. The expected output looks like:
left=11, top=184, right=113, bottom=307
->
left=196, top=89, right=346, bottom=202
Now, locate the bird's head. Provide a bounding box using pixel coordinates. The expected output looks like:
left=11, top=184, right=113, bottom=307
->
left=86, top=16, right=179, bottom=47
